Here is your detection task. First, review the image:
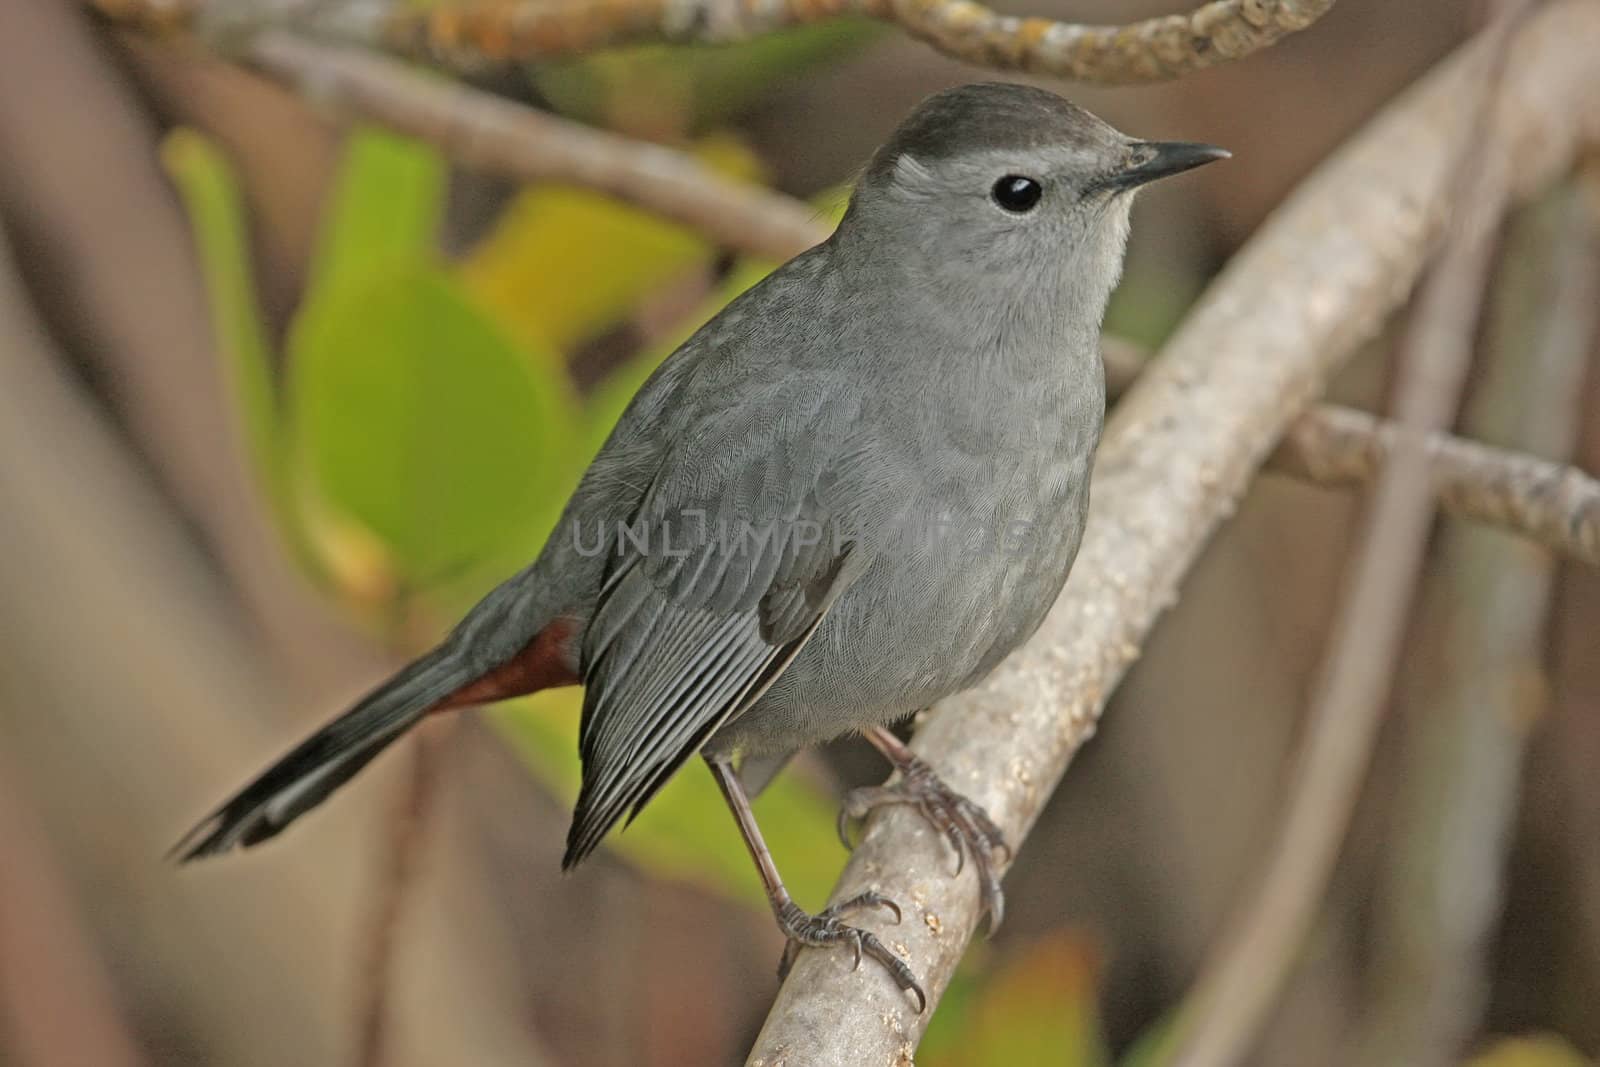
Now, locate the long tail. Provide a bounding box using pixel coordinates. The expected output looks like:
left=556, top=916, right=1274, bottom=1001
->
left=171, top=645, right=477, bottom=861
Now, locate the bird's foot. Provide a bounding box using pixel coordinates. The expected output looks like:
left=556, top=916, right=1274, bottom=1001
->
left=775, top=891, right=925, bottom=1012
left=837, top=753, right=1010, bottom=933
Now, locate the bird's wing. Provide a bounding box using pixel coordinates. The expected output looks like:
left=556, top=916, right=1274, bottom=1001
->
left=562, top=390, right=889, bottom=868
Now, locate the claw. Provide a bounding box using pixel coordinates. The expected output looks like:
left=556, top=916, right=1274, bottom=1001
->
left=837, top=752, right=1010, bottom=932
left=774, top=892, right=922, bottom=1010
left=908, top=980, right=927, bottom=1015
left=836, top=806, right=854, bottom=850
left=846, top=889, right=902, bottom=925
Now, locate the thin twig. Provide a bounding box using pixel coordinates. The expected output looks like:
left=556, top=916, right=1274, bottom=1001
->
left=749, top=4, right=1600, bottom=1060
left=1270, top=405, right=1600, bottom=566
left=1165, top=6, right=1530, bottom=1065
left=1106, top=342, right=1600, bottom=567
left=93, top=0, right=1338, bottom=85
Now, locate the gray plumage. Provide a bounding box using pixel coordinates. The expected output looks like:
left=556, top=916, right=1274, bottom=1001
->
left=175, top=82, right=1227, bottom=874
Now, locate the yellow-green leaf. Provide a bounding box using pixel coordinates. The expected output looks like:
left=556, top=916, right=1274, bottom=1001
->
left=286, top=267, right=578, bottom=611
left=581, top=186, right=848, bottom=460
left=458, top=134, right=763, bottom=357
left=1467, top=1036, right=1592, bottom=1067
left=305, top=128, right=446, bottom=310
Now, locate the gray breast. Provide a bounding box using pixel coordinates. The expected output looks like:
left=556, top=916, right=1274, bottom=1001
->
left=706, top=368, right=1101, bottom=760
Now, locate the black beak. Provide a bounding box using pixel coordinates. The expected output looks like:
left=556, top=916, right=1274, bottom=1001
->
left=1105, top=141, right=1230, bottom=192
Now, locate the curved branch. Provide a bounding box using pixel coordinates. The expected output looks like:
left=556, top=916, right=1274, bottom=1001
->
left=385, top=0, right=1336, bottom=84
left=92, top=0, right=1337, bottom=84
left=748, top=3, right=1600, bottom=1061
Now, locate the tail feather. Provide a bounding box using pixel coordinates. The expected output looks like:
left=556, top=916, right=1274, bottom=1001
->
left=171, top=648, right=474, bottom=862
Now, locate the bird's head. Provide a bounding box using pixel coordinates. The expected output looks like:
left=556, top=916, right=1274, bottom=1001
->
left=838, top=82, right=1227, bottom=327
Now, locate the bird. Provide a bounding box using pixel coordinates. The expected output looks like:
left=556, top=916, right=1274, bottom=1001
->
left=173, top=81, right=1227, bottom=1008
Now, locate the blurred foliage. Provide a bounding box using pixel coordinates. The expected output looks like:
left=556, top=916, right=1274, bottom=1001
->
left=166, top=128, right=579, bottom=616
left=922, top=932, right=1110, bottom=1067
left=533, top=25, right=880, bottom=135
left=1467, top=1036, right=1594, bottom=1067
left=164, top=119, right=860, bottom=908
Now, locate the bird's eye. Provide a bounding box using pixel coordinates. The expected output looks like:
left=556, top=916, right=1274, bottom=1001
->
left=991, top=175, right=1043, bottom=213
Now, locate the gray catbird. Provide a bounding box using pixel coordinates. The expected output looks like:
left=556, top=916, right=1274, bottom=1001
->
left=175, top=82, right=1225, bottom=1006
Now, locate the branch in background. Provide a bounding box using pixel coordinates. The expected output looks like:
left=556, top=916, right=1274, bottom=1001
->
left=1271, top=405, right=1600, bottom=566
left=93, top=0, right=1338, bottom=85
left=749, top=4, right=1600, bottom=1061
left=1165, top=5, right=1530, bottom=1064
left=247, top=32, right=824, bottom=263
left=1358, top=178, right=1600, bottom=1067
left=1104, top=342, right=1600, bottom=567
left=0, top=756, right=146, bottom=1067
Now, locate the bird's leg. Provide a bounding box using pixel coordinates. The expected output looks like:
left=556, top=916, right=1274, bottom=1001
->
left=838, top=725, right=1010, bottom=933
left=706, top=756, right=925, bottom=1012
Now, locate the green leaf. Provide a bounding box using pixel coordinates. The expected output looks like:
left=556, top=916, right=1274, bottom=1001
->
left=304, top=128, right=446, bottom=309
left=493, top=691, right=841, bottom=907
left=161, top=129, right=317, bottom=575
left=286, top=267, right=578, bottom=609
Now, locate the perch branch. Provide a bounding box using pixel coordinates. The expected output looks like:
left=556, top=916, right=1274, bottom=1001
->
left=1166, top=5, right=1527, bottom=1063
left=748, top=3, right=1600, bottom=1062
left=92, top=0, right=1337, bottom=85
